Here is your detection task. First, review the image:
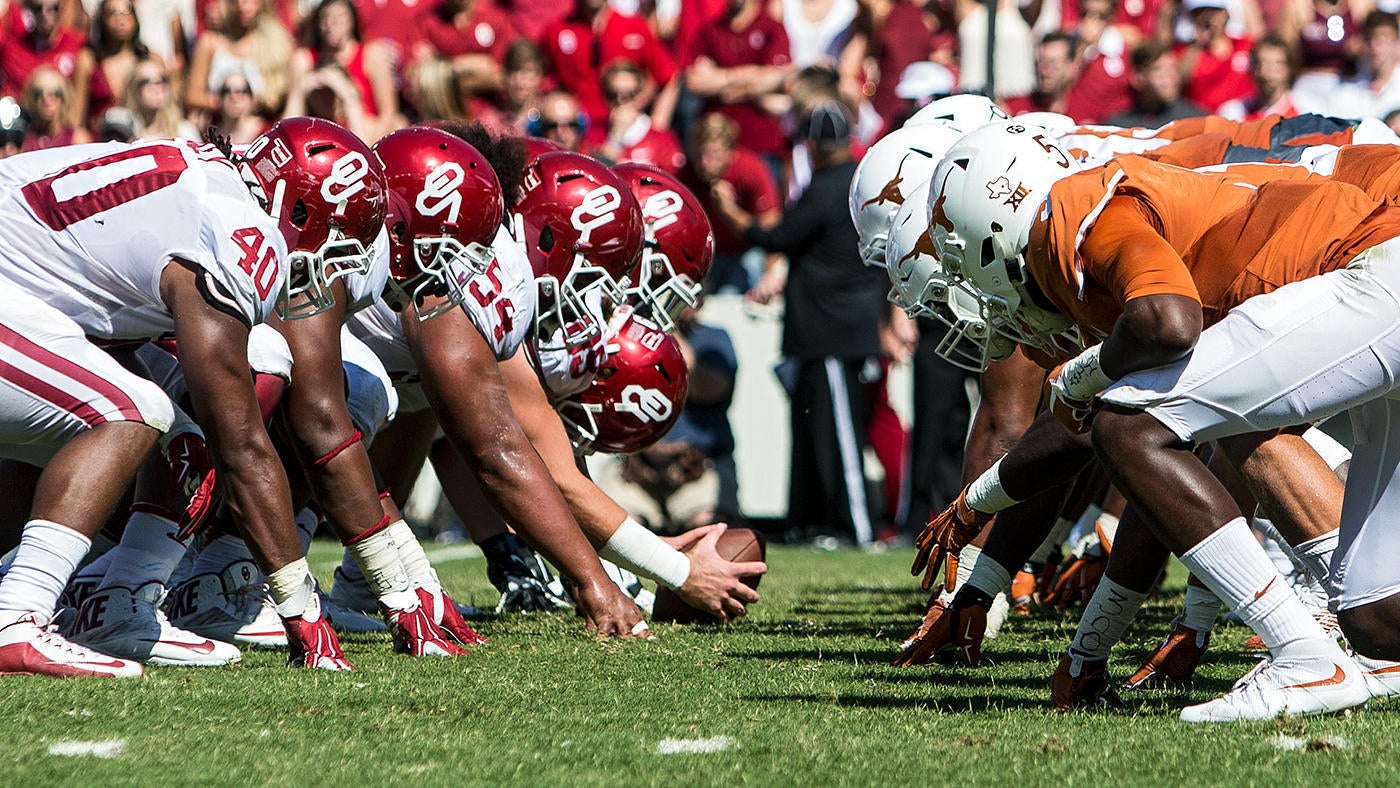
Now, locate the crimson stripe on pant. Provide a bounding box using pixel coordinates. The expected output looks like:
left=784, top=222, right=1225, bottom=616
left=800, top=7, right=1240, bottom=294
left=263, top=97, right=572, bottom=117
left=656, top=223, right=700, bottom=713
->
left=0, top=322, right=143, bottom=424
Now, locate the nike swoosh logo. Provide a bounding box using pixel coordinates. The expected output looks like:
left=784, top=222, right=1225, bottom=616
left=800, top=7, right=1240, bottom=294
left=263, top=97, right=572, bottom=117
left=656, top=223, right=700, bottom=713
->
left=1365, top=663, right=1400, bottom=676
left=1286, top=663, right=1347, bottom=689
left=1253, top=577, right=1277, bottom=602
left=79, top=659, right=133, bottom=670
left=162, top=639, right=216, bottom=654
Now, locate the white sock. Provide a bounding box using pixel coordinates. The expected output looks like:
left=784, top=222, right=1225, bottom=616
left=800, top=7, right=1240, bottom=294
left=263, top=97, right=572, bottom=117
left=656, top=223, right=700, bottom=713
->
left=938, top=545, right=983, bottom=604
left=1069, top=577, right=1148, bottom=660
left=294, top=508, right=320, bottom=554
left=190, top=534, right=257, bottom=578
left=99, top=511, right=188, bottom=591
left=0, top=520, right=92, bottom=622
left=1294, top=530, right=1338, bottom=585
left=345, top=527, right=416, bottom=610
left=1179, top=517, right=1333, bottom=659
left=388, top=520, right=437, bottom=590
left=267, top=558, right=320, bottom=620
left=1181, top=583, right=1222, bottom=632
left=963, top=551, right=1012, bottom=599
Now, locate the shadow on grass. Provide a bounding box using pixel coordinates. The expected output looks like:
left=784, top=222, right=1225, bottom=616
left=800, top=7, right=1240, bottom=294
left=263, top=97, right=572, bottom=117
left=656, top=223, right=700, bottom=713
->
left=742, top=691, right=1079, bottom=714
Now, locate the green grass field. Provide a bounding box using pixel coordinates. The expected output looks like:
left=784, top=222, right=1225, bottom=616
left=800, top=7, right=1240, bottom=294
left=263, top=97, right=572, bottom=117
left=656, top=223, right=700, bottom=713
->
left=4, top=543, right=1399, bottom=786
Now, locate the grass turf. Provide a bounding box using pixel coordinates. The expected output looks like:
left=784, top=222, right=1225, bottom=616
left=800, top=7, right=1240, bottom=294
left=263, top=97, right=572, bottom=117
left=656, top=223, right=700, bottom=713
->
left=3, top=543, right=1398, bottom=785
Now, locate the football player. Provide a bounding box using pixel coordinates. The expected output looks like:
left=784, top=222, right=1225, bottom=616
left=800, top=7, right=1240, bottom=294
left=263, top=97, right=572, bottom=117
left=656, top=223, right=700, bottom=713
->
left=0, top=118, right=381, bottom=677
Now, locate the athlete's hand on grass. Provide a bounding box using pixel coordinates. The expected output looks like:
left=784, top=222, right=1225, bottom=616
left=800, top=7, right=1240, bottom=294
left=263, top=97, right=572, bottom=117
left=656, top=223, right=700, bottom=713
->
left=576, top=580, right=651, bottom=639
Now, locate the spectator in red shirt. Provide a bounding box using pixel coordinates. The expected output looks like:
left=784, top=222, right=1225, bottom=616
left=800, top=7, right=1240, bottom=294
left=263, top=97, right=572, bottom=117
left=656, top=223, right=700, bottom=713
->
left=1217, top=34, right=1301, bottom=121
left=1, top=0, right=91, bottom=128
left=79, top=0, right=157, bottom=124
left=590, top=60, right=685, bottom=173
left=20, top=64, right=91, bottom=150
left=420, top=0, right=515, bottom=96
left=497, top=0, right=570, bottom=43
left=680, top=112, right=782, bottom=294
left=684, top=0, right=796, bottom=170
left=1003, top=31, right=1077, bottom=116
left=1062, top=0, right=1138, bottom=124
left=286, top=0, right=400, bottom=139
left=867, top=0, right=936, bottom=130
left=541, top=0, right=677, bottom=141
left=356, top=0, right=437, bottom=65
left=1176, top=0, right=1253, bottom=112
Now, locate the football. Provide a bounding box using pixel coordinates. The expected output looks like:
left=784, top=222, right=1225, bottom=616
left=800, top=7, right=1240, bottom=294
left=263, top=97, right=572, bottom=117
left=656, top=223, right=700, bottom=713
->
left=651, top=527, right=767, bottom=624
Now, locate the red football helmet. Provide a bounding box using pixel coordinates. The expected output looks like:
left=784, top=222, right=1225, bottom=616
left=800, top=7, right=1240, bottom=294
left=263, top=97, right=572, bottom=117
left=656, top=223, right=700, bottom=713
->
left=521, top=136, right=564, bottom=163
left=240, top=116, right=388, bottom=318
left=614, top=163, right=714, bottom=332
left=558, top=307, right=689, bottom=454
left=373, top=127, right=504, bottom=321
left=515, top=151, right=644, bottom=349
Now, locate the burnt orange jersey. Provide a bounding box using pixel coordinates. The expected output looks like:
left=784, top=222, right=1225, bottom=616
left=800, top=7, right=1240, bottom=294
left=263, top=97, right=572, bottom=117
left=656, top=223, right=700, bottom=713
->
left=1026, top=155, right=1400, bottom=344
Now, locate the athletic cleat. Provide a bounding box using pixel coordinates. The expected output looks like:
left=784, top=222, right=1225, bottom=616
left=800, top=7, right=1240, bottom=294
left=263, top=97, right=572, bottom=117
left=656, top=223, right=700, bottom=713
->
left=1052, top=649, right=1124, bottom=711
left=1243, top=609, right=1341, bottom=653
left=69, top=584, right=241, bottom=667
left=1126, top=617, right=1210, bottom=689
left=385, top=604, right=468, bottom=657
left=318, top=591, right=387, bottom=634
left=1179, top=651, right=1369, bottom=722
left=416, top=583, right=487, bottom=646
left=283, top=612, right=353, bottom=671
left=0, top=614, right=143, bottom=678
left=984, top=592, right=1011, bottom=639
left=329, top=565, right=379, bottom=616
left=1352, top=652, right=1400, bottom=700
left=485, top=533, right=572, bottom=613
left=166, top=562, right=288, bottom=648
left=893, top=591, right=989, bottom=667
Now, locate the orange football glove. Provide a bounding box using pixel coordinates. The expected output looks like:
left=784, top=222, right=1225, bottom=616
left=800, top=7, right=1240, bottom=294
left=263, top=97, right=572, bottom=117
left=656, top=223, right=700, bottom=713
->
left=910, top=490, right=994, bottom=591
left=892, top=592, right=990, bottom=667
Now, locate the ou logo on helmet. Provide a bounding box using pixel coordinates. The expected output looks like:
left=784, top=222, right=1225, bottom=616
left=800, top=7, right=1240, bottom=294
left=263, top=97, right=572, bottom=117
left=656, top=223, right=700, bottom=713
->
left=321, top=151, right=371, bottom=205
left=416, top=162, right=465, bottom=223
left=571, top=185, right=621, bottom=243
left=643, top=190, right=683, bottom=233
left=615, top=384, right=671, bottom=423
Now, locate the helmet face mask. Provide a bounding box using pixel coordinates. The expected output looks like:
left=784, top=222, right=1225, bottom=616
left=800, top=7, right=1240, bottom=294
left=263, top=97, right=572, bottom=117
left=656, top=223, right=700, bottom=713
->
left=516, top=152, right=645, bottom=351
left=373, top=127, right=505, bottom=322
left=615, top=163, right=713, bottom=333
left=242, top=117, right=388, bottom=320
left=925, top=120, right=1083, bottom=363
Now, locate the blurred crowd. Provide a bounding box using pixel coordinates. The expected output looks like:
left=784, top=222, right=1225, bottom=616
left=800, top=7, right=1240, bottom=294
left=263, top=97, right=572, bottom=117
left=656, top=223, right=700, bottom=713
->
left=8, top=0, right=1400, bottom=546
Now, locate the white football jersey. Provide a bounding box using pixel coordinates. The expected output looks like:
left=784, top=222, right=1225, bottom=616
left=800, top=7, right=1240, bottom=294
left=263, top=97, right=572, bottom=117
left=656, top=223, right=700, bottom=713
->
left=350, top=222, right=537, bottom=399
left=0, top=140, right=285, bottom=340
left=342, top=225, right=391, bottom=318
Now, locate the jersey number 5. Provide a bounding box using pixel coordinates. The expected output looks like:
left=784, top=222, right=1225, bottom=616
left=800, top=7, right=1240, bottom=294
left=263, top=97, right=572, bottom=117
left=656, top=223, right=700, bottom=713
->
left=468, top=259, right=515, bottom=343
left=22, top=145, right=189, bottom=231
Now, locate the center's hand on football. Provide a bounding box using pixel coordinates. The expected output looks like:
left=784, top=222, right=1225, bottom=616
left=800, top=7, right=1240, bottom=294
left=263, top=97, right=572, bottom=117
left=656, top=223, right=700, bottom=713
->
left=666, top=524, right=766, bottom=622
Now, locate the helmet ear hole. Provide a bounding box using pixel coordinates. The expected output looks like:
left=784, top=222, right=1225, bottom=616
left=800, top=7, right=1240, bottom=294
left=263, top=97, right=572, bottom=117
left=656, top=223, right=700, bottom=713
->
left=539, top=225, right=555, bottom=252
left=291, top=198, right=309, bottom=228
left=979, top=236, right=997, bottom=268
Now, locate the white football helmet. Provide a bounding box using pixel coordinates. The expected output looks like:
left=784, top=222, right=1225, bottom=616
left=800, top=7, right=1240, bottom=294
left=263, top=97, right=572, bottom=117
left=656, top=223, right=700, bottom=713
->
left=849, top=124, right=966, bottom=268
left=1012, top=112, right=1077, bottom=133
left=905, top=94, right=1009, bottom=132
left=926, top=120, right=1080, bottom=357
left=885, top=181, right=1014, bottom=371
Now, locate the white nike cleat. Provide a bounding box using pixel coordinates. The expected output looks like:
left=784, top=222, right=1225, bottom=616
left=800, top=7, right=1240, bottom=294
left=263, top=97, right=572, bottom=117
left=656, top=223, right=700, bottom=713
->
left=1353, top=652, right=1400, bottom=700
left=1179, top=650, right=1369, bottom=722
left=0, top=613, right=143, bottom=678
left=70, top=584, right=241, bottom=667
left=318, top=590, right=387, bottom=634
left=165, top=561, right=287, bottom=648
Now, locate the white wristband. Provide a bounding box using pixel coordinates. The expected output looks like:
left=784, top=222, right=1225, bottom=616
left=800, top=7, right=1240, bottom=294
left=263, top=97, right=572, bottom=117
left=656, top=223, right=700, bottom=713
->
left=965, top=457, right=1021, bottom=513
left=1060, top=344, right=1115, bottom=400
left=599, top=517, right=692, bottom=590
